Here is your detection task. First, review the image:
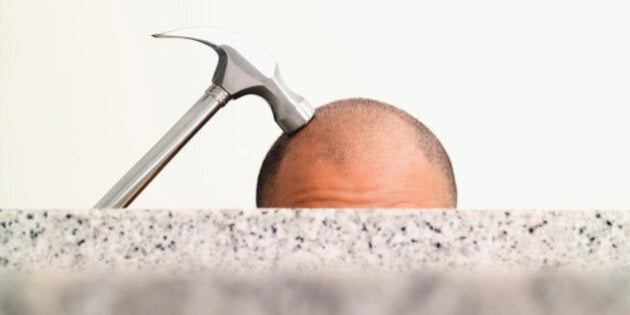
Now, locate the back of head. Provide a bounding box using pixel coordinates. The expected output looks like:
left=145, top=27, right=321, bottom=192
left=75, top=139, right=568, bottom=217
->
left=257, top=98, right=457, bottom=208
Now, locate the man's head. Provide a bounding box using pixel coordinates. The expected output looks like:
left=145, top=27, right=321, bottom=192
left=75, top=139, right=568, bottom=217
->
left=256, top=98, right=457, bottom=208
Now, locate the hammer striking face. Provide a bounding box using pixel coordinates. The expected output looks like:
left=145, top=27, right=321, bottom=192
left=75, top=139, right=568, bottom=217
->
left=95, top=27, right=314, bottom=208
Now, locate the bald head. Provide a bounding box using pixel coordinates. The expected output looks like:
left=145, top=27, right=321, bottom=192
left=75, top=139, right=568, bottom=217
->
left=257, top=98, right=457, bottom=208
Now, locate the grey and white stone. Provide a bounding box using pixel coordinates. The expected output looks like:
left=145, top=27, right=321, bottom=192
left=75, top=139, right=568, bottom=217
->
left=0, top=272, right=629, bottom=315
left=1, top=209, right=628, bottom=273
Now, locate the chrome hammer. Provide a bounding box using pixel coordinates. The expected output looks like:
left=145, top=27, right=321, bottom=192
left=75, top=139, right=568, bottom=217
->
left=95, top=27, right=314, bottom=208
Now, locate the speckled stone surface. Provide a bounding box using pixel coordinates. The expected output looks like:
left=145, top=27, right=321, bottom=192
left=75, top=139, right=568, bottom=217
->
left=1, top=209, right=628, bottom=273
left=1, top=272, right=629, bottom=315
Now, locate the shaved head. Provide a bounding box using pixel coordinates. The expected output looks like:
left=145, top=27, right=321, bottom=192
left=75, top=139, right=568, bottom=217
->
left=257, top=98, right=457, bottom=208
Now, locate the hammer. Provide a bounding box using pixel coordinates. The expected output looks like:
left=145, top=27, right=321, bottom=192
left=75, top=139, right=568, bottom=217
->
left=95, top=27, right=314, bottom=208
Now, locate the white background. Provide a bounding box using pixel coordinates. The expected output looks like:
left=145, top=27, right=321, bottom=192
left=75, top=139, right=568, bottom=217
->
left=1, top=0, right=628, bottom=209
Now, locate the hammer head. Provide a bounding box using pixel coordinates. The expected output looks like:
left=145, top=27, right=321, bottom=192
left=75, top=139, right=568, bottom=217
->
left=153, top=27, right=314, bottom=134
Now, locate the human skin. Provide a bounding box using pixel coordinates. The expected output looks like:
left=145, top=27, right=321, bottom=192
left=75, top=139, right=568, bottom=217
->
left=263, top=112, right=453, bottom=208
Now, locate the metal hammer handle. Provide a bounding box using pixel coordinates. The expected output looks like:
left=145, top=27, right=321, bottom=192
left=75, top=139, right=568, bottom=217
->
left=95, top=84, right=230, bottom=208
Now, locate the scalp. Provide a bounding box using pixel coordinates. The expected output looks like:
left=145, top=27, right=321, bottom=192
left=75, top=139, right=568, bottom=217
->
left=257, top=98, right=457, bottom=207
left=286, top=99, right=422, bottom=164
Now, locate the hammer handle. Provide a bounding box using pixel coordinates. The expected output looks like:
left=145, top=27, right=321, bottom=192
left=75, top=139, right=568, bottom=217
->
left=94, top=84, right=230, bottom=208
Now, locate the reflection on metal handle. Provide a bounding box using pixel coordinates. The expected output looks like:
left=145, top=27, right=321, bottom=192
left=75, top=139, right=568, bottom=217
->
left=94, top=84, right=231, bottom=208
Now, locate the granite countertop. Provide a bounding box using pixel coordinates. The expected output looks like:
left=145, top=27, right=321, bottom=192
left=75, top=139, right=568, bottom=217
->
left=1, top=271, right=629, bottom=315
left=1, top=209, right=628, bottom=273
